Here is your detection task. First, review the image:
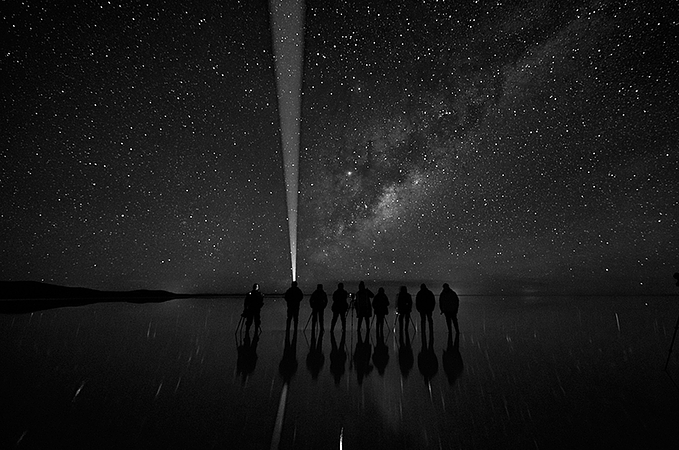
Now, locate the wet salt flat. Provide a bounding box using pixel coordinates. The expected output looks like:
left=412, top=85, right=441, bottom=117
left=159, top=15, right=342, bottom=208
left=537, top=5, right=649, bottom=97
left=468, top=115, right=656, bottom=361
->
left=2, top=295, right=679, bottom=449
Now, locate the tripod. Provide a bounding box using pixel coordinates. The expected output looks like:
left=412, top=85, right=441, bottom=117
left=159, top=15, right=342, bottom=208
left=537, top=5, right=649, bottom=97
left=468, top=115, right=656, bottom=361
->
left=370, top=314, right=392, bottom=338
left=392, top=311, right=416, bottom=334
left=303, top=310, right=313, bottom=333
left=303, top=310, right=326, bottom=334
left=235, top=313, right=246, bottom=336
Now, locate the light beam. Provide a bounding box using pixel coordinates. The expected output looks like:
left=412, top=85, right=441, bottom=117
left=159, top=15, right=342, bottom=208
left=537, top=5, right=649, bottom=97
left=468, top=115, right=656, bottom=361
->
left=270, top=0, right=305, bottom=282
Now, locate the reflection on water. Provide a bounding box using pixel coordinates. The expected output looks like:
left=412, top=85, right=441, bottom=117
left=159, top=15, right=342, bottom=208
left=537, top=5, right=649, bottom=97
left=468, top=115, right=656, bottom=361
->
left=398, top=329, right=415, bottom=379
left=305, top=330, right=325, bottom=380
left=417, top=329, right=438, bottom=384
left=2, top=296, right=679, bottom=449
left=329, top=331, right=347, bottom=384
left=279, top=330, right=298, bottom=384
left=236, top=332, right=259, bottom=383
left=372, top=332, right=389, bottom=376
left=442, top=332, right=463, bottom=385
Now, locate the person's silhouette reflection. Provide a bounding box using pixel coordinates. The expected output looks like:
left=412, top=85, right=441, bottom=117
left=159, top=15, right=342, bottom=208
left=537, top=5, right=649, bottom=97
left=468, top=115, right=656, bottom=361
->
left=398, top=328, right=414, bottom=379
left=236, top=333, right=259, bottom=383
left=279, top=330, right=298, bottom=384
left=306, top=329, right=325, bottom=380
left=330, top=331, right=347, bottom=385
left=418, top=328, right=438, bottom=384
left=372, top=330, right=389, bottom=376
left=353, top=328, right=373, bottom=384
left=442, top=331, right=463, bottom=385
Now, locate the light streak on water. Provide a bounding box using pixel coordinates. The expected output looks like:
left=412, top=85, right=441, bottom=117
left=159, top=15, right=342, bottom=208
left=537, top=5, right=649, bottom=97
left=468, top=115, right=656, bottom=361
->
left=270, top=0, right=305, bottom=281
left=270, top=383, right=289, bottom=450
left=72, top=381, right=86, bottom=403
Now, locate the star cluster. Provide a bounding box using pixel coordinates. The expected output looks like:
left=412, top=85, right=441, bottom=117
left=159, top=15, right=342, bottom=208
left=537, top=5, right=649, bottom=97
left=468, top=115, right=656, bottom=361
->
left=1, top=0, right=677, bottom=294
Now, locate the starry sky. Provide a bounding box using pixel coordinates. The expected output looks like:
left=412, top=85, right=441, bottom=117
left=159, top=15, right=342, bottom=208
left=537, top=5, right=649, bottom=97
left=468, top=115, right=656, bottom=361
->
left=2, top=0, right=677, bottom=295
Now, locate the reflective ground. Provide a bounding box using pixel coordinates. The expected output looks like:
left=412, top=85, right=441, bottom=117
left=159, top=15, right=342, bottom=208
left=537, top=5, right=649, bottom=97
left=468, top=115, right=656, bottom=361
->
left=2, top=295, right=678, bottom=449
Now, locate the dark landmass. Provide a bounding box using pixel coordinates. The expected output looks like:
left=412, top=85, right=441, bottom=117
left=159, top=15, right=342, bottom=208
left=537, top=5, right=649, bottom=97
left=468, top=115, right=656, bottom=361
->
left=0, top=281, right=190, bottom=313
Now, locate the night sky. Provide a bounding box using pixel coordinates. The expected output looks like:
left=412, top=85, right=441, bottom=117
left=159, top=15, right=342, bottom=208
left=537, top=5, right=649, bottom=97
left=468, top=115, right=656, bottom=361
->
left=2, top=0, right=677, bottom=295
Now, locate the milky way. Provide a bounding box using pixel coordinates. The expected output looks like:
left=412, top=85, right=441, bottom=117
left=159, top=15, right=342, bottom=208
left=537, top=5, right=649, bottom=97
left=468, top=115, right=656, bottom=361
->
left=1, top=1, right=677, bottom=294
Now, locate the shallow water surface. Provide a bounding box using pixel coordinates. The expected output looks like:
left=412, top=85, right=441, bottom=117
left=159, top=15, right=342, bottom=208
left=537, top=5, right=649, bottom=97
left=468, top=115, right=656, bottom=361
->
left=1, top=295, right=678, bottom=449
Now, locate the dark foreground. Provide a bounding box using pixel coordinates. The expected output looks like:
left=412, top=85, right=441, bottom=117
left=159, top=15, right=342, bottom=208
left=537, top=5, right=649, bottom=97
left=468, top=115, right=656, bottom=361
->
left=1, top=295, right=678, bottom=449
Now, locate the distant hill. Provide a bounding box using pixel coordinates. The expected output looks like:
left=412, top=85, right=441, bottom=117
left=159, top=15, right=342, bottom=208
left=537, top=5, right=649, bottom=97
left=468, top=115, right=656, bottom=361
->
left=0, top=281, right=188, bottom=313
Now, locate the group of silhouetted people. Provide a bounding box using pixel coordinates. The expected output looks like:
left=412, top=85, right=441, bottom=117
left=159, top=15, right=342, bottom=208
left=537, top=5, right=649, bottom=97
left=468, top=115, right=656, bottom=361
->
left=239, top=280, right=461, bottom=337
left=394, top=283, right=460, bottom=336
left=237, top=280, right=463, bottom=387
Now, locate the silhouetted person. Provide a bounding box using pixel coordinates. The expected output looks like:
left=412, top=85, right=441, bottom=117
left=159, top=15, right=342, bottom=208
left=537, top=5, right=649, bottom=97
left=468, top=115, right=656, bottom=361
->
left=236, top=333, right=259, bottom=383
left=372, top=287, right=389, bottom=337
left=353, top=327, right=373, bottom=384
left=306, top=328, right=325, bottom=380
left=244, top=283, right=264, bottom=334
left=418, top=328, right=438, bottom=384
left=331, top=283, right=349, bottom=333
left=439, top=283, right=460, bottom=335
left=330, top=331, right=347, bottom=385
left=442, top=332, right=463, bottom=385
left=396, top=286, right=413, bottom=334
left=309, top=284, right=328, bottom=332
left=416, top=283, right=435, bottom=335
left=355, top=281, right=374, bottom=333
left=284, top=281, right=304, bottom=333
left=372, top=330, right=389, bottom=376
left=279, top=330, right=298, bottom=384
left=398, top=327, right=414, bottom=379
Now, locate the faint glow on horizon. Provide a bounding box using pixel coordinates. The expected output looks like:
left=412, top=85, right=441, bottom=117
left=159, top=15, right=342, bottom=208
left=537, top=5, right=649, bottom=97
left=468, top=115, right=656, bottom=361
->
left=270, top=0, right=305, bottom=282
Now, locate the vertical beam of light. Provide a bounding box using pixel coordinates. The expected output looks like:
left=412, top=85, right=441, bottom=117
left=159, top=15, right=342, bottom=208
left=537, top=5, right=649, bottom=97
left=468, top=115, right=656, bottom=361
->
left=270, top=0, right=305, bottom=282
